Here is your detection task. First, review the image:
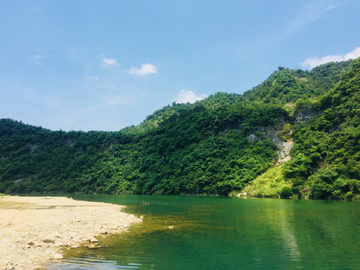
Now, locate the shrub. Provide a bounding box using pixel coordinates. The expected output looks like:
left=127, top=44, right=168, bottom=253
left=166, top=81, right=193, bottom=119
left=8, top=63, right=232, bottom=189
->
left=279, top=186, right=292, bottom=198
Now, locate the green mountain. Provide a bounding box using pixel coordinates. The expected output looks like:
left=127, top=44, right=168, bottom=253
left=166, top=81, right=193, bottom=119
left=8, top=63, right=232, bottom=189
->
left=1, top=58, right=359, bottom=200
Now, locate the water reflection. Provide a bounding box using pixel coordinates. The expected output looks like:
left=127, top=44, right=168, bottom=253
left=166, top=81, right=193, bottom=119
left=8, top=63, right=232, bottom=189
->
left=48, top=196, right=360, bottom=270
left=277, top=204, right=301, bottom=263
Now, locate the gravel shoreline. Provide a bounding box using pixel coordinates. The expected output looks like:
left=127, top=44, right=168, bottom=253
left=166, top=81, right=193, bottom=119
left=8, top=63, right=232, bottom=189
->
left=0, top=196, right=142, bottom=270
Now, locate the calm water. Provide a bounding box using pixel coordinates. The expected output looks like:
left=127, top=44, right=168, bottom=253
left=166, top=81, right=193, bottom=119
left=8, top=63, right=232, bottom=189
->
left=48, top=195, right=360, bottom=270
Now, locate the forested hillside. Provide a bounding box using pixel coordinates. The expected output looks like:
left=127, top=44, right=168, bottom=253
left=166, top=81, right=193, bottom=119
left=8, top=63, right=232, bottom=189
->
left=283, top=58, right=360, bottom=199
left=1, top=58, right=359, bottom=199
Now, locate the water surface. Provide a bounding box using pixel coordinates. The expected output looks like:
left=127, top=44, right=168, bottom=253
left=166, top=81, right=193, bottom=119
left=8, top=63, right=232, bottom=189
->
left=48, top=195, right=360, bottom=269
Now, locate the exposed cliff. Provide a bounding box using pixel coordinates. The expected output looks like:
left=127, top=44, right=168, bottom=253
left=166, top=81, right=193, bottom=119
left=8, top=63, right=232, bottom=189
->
left=1, top=59, right=359, bottom=199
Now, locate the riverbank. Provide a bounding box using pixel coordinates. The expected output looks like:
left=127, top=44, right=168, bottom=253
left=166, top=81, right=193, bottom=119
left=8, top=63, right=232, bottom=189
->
left=0, top=196, right=142, bottom=270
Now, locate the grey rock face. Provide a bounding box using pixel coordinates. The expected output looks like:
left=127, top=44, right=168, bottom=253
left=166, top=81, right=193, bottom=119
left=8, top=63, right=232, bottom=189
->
left=246, top=117, right=292, bottom=164
left=26, top=143, right=40, bottom=154
left=64, top=137, right=76, bottom=146
left=293, top=108, right=321, bottom=123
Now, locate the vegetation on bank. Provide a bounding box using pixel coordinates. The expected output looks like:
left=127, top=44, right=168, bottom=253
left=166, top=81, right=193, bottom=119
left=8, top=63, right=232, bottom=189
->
left=0, top=103, right=286, bottom=195
left=1, top=58, right=359, bottom=199
left=242, top=165, right=288, bottom=198
left=283, top=58, right=360, bottom=200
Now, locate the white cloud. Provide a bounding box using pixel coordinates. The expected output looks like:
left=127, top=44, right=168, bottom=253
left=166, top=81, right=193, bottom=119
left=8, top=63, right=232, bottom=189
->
left=101, top=95, right=127, bottom=107
left=129, top=63, right=157, bottom=75
left=101, top=57, right=119, bottom=67
left=42, top=96, right=65, bottom=111
left=28, top=6, right=44, bottom=13
left=31, top=54, right=52, bottom=66
left=344, top=47, right=360, bottom=60
left=65, top=46, right=88, bottom=65
left=286, top=4, right=338, bottom=35
left=301, top=47, right=360, bottom=69
left=100, top=91, right=135, bottom=108
left=176, top=89, right=208, bottom=104
left=85, top=75, right=99, bottom=80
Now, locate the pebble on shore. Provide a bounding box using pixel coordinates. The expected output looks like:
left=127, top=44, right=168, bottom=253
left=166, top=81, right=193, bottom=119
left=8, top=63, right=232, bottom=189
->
left=0, top=196, right=142, bottom=270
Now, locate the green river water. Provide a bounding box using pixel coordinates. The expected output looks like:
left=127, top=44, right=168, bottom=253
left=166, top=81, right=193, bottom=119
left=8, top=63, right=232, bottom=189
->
left=48, top=195, right=360, bottom=270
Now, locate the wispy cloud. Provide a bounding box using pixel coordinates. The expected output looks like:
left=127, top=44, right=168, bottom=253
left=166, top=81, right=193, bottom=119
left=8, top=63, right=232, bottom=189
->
left=100, top=94, right=132, bottom=107
left=64, top=45, right=88, bottom=65
left=101, top=57, right=119, bottom=67
left=42, top=96, right=64, bottom=110
left=301, top=47, right=360, bottom=69
left=176, top=89, right=208, bottom=104
left=129, top=63, right=157, bottom=75
left=30, top=54, right=53, bottom=66
left=28, top=6, right=44, bottom=13
left=40, top=95, right=94, bottom=131
left=85, top=75, right=99, bottom=80
left=286, top=4, right=338, bottom=34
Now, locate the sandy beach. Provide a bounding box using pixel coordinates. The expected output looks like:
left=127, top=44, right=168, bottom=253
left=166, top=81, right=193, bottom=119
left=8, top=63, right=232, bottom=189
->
left=0, top=196, right=142, bottom=270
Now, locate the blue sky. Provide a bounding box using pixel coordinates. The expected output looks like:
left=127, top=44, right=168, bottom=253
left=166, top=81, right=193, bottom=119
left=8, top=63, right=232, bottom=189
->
left=1, top=0, right=360, bottom=131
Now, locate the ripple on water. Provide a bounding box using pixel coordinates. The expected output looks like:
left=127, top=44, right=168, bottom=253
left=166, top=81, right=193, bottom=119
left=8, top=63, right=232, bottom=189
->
left=48, top=195, right=360, bottom=270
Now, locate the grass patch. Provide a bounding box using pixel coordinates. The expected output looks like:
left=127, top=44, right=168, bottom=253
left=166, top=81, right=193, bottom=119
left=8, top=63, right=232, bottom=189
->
left=243, top=164, right=292, bottom=198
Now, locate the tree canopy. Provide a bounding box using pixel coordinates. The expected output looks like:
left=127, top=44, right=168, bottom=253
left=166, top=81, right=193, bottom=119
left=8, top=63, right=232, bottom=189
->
left=1, top=58, right=359, bottom=199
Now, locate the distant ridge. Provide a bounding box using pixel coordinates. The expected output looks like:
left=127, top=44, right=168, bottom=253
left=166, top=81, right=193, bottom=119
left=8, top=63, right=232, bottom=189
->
left=1, top=58, right=359, bottom=200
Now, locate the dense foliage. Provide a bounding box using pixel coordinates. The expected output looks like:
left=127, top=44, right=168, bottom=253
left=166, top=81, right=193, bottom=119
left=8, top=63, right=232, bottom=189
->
left=284, top=58, right=360, bottom=199
left=0, top=100, right=286, bottom=194
left=1, top=58, right=359, bottom=199
left=0, top=101, right=286, bottom=195
left=81, top=104, right=285, bottom=195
